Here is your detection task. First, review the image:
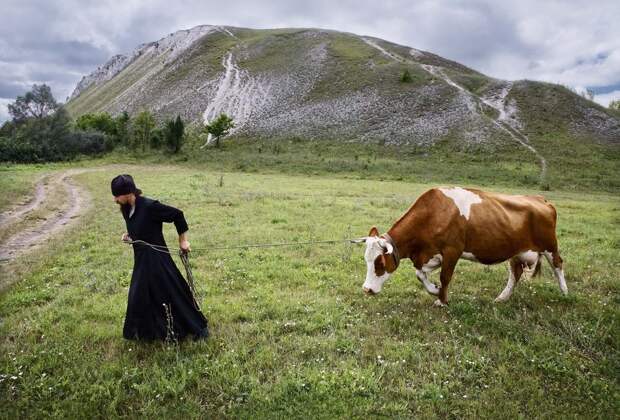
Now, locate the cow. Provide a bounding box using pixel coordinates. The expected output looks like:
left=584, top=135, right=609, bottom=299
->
left=362, top=187, right=567, bottom=306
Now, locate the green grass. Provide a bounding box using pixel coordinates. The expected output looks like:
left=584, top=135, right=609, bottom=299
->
left=508, top=81, right=620, bottom=142
left=0, top=167, right=38, bottom=213
left=445, top=70, right=492, bottom=96
left=306, top=34, right=431, bottom=101
left=0, top=164, right=54, bottom=213
left=237, top=29, right=322, bottom=74
left=151, top=135, right=617, bottom=194
left=1, top=156, right=618, bottom=417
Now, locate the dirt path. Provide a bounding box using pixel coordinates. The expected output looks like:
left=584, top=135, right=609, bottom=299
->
left=360, top=37, right=547, bottom=182
left=0, top=169, right=91, bottom=266
left=0, top=175, right=48, bottom=227
left=420, top=64, right=548, bottom=181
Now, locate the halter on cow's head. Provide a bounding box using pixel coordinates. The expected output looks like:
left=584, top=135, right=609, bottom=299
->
left=362, top=226, right=399, bottom=295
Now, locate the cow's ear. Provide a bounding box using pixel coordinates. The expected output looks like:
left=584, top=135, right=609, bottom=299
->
left=368, top=226, right=379, bottom=237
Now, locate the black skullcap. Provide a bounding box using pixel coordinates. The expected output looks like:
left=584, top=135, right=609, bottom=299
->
left=111, top=174, right=137, bottom=196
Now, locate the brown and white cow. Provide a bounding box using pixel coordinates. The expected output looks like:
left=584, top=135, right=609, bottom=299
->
left=362, top=187, right=567, bottom=305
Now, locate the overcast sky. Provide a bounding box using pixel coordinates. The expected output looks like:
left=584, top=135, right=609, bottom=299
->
left=1, top=0, right=619, bottom=122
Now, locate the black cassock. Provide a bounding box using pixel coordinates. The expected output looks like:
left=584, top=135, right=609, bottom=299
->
left=122, top=196, right=208, bottom=340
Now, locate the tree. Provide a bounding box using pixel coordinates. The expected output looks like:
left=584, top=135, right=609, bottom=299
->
left=609, top=99, right=620, bottom=111
left=150, top=127, right=164, bottom=149
left=164, top=115, right=185, bottom=153
left=9, top=106, right=74, bottom=161
left=131, top=110, right=155, bottom=151
left=2, top=87, right=108, bottom=163
left=203, top=113, right=234, bottom=148
left=400, top=69, right=413, bottom=83
left=114, top=111, right=130, bottom=147
left=0, top=121, right=16, bottom=138
left=75, top=112, right=116, bottom=135
left=8, top=84, right=59, bottom=124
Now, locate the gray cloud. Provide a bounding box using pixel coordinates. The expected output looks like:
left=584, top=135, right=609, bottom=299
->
left=0, top=80, right=31, bottom=99
left=1, top=0, right=619, bottom=122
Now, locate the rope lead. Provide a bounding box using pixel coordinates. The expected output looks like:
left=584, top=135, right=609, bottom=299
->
left=124, top=237, right=366, bottom=254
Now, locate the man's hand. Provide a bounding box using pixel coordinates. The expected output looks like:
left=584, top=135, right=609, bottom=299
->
left=179, top=239, right=191, bottom=254
left=179, top=232, right=191, bottom=253
left=121, top=233, right=132, bottom=243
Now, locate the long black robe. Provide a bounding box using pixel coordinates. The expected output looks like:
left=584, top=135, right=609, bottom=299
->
left=122, top=196, right=208, bottom=341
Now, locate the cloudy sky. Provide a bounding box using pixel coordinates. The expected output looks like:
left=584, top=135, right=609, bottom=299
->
left=1, top=0, right=619, bottom=122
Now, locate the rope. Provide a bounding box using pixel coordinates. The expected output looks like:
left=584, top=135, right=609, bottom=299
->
left=178, top=250, right=202, bottom=311
left=123, top=237, right=366, bottom=311
left=124, top=237, right=366, bottom=254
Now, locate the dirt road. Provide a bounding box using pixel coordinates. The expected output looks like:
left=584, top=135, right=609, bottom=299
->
left=0, top=170, right=91, bottom=267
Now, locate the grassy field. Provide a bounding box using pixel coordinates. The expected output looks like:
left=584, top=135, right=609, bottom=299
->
left=1, top=151, right=618, bottom=418
left=0, top=164, right=52, bottom=213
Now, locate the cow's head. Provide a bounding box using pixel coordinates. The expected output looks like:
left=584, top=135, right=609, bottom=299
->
left=362, top=226, right=397, bottom=295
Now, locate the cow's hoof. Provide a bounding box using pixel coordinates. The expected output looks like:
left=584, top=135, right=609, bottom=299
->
left=433, top=299, right=447, bottom=307
left=494, top=295, right=508, bottom=303
left=427, top=285, right=440, bottom=296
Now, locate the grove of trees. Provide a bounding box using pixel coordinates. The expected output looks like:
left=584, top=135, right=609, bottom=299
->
left=0, top=84, right=192, bottom=163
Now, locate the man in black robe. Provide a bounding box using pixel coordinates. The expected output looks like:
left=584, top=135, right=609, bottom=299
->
left=111, top=174, right=209, bottom=341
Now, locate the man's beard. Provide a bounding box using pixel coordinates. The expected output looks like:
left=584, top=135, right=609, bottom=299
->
left=119, top=202, right=132, bottom=219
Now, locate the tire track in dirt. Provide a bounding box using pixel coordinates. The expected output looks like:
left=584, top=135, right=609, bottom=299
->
left=0, top=175, right=48, bottom=227
left=0, top=170, right=91, bottom=265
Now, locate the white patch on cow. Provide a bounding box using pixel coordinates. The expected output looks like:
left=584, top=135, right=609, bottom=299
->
left=518, top=250, right=538, bottom=267
left=555, top=268, right=568, bottom=295
left=362, top=236, right=393, bottom=294
left=414, top=254, right=442, bottom=296
left=461, top=252, right=478, bottom=262
left=422, top=254, right=443, bottom=273
left=439, top=187, right=482, bottom=220
left=495, top=264, right=516, bottom=302
left=518, top=250, right=540, bottom=277
left=416, top=269, right=440, bottom=295
left=543, top=251, right=568, bottom=295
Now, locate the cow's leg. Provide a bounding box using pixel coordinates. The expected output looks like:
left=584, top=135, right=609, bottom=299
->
left=543, top=251, right=568, bottom=295
left=434, top=250, right=459, bottom=307
left=495, top=258, right=524, bottom=302
left=416, top=269, right=440, bottom=296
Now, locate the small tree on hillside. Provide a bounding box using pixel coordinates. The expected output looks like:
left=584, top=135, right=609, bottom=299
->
left=131, top=110, right=155, bottom=152
left=580, top=88, right=594, bottom=101
left=609, top=99, right=620, bottom=111
left=203, top=113, right=234, bottom=148
left=8, top=84, right=59, bottom=124
left=164, top=115, right=185, bottom=153
left=400, top=69, right=413, bottom=83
